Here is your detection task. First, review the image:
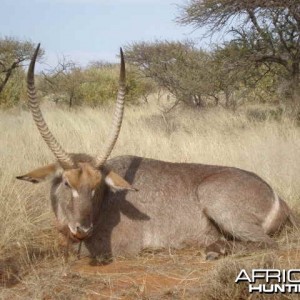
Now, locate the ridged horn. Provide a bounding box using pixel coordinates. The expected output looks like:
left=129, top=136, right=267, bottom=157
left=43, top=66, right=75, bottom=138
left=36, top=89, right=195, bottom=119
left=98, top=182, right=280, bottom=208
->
left=96, top=48, right=126, bottom=167
left=27, top=43, right=74, bottom=169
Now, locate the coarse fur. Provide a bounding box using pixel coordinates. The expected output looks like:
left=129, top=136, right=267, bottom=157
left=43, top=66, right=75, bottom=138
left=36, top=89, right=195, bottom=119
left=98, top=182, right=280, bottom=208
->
left=88, top=155, right=293, bottom=259
left=17, top=153, right=295, bottom=261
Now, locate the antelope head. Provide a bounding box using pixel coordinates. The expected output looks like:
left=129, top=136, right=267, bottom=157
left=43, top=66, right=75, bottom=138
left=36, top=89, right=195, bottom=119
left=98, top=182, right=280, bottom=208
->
left=17, top=44, right=136, bottom=241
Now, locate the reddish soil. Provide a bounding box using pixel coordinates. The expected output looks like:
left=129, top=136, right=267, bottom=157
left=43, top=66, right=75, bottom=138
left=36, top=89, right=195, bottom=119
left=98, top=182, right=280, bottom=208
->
left=3, top=247, right=300, bottom=299
left=69, top=253, right=214, bottom=299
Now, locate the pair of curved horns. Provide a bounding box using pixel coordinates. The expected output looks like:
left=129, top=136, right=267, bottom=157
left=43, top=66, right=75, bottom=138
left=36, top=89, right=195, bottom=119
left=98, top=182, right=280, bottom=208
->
left=27, top=44, right=126, bottom=169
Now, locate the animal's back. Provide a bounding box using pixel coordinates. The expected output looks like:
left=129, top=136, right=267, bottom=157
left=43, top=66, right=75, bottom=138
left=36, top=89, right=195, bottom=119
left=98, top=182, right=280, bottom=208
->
left=85, top=155, right=291, bottom=258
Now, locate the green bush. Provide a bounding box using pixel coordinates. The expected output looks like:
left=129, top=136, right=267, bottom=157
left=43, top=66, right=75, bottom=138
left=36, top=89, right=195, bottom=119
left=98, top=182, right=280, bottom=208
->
left=79, top=66, right=119, bottom=106
left=0, top=69, right=26, bottom=108
left=80, top=65, right=156, bottom=106
left=40, top=63, right=156, bottom=107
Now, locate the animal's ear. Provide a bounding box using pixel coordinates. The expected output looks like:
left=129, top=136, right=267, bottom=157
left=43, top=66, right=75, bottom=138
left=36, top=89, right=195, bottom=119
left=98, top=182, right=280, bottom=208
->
left=105, top=171, right=137, bottom=191
left=16, top=163, right=59, bottom=184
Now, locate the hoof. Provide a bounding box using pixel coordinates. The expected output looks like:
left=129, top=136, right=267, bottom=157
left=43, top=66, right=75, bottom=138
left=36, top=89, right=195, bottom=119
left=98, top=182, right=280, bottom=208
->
left=89, top=256, right=113, bottom=266
left=205, top=251, right=221, bottom=261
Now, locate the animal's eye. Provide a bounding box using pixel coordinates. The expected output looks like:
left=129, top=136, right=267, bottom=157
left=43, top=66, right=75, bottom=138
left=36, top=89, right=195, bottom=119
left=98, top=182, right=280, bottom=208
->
left=64, top=181, right=70, bottom=188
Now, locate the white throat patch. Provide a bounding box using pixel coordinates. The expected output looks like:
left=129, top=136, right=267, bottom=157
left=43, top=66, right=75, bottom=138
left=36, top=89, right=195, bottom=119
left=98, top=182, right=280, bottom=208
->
left=72, top=189, right=79, bottom=198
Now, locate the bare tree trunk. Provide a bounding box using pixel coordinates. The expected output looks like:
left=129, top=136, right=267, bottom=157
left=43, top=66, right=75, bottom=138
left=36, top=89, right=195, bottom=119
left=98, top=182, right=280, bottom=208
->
left=69, top=92, right=74, bottom=108
left=288, top=62, right=300, bottom=115
left=0, top=61, right=18, bottom=94
left=291, top=62, right=300, bottom=95
left=224, top=90, right=231, bottom=109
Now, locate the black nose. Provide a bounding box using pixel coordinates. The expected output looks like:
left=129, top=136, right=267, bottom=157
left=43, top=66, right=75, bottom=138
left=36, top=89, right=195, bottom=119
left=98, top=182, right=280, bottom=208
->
left=76, top=224, right=93, bottom=236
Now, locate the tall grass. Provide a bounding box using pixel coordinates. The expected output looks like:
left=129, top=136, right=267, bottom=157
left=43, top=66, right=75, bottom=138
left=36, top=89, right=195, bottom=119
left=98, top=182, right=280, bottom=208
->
left=1, top=98, right=300, bottom=297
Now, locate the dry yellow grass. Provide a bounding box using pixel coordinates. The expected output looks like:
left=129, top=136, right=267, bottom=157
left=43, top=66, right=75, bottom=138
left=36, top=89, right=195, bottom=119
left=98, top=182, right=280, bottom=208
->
left=1, top=97, right=300, bottom=298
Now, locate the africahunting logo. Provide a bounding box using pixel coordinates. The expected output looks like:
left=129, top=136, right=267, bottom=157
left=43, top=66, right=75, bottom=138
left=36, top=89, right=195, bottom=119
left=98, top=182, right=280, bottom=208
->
left=235, top=269, right=300, bottom=293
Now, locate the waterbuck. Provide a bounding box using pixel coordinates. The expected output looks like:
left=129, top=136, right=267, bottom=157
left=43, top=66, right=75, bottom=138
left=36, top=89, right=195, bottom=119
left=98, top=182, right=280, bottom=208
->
left=17, top=44, right=296, bottom=261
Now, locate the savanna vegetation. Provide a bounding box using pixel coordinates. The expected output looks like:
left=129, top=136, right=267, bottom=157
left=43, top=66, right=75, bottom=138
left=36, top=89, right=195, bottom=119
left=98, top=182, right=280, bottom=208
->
left=2, top=1, right=300, bottom=114
left=1, top=0, right=300, bottom=299
left=1, top=102, right=300, bottom=298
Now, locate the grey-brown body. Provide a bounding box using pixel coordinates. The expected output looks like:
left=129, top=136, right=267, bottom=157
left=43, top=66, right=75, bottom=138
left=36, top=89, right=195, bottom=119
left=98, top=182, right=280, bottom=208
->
left=51, top=154, right=291, bottom=259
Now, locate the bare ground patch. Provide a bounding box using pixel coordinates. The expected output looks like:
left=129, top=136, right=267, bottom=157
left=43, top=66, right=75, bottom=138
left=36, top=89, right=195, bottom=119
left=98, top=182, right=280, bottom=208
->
left=1, top=243, right=300, bottom=299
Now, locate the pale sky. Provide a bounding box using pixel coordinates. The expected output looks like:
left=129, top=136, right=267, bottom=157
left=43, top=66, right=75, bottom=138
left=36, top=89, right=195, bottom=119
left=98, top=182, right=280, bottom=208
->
left=0, top=0, right=207, bottom=69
